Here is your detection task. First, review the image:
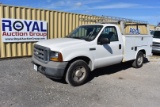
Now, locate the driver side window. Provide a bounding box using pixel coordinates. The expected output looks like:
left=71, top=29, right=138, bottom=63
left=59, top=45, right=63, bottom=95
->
left=100, top=26, right=118, bottom=42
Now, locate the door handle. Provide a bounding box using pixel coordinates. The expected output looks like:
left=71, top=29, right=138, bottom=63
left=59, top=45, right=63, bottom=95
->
left=119, top=44, right=121, bottom=49
left=89, top=48, right=96, bottom=51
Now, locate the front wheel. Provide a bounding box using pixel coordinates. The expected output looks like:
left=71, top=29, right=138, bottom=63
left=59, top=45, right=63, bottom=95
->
left=65, top=60, right=90, bottom=86
left=132, top=51, right=144, bottom=68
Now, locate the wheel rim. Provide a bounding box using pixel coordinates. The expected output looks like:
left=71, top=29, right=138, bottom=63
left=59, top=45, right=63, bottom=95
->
left=137, top=54, right=143, bottom=66
left=72, top=66, right=87, bottom=83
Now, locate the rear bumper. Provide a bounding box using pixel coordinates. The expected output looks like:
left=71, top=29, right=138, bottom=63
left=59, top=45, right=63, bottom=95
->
left=32, top=57, right=68, bottom=79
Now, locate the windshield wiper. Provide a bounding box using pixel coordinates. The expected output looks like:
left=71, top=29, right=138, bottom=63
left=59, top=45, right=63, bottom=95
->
left=65, top=35, right=78, bottom=38
left=68, top=36, right=85, bottom=40
left=65, top=36, right=70, bottom=38
left=66, top=36, right=90, bottom=41
left=72, top=37, right=82, bottom=39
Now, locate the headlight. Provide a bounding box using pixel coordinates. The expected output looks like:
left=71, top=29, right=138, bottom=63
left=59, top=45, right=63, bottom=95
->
left=50, top=51, right=63, bottom=62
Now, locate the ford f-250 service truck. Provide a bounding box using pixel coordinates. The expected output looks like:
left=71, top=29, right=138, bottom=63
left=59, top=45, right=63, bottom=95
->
left=32, top=22, right=152, bottom=86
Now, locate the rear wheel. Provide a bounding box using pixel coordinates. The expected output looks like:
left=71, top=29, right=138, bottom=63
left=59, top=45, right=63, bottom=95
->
left=132, top=51, right=144, bottom=68
left=65, top=60, right=90, bottom=86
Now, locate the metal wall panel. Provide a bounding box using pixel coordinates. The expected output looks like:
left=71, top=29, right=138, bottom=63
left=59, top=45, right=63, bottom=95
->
left=0, top=5, right=98, bottom=58
left=0, top=4, right=155, bottom=58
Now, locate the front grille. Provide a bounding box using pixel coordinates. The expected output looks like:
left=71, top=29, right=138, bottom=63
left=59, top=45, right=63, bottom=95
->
left=34, top=44, right=50, bottom=63
left=153, top=42, right=160, bottom=47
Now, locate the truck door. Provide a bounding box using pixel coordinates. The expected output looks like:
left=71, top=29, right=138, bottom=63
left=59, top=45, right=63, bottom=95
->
left=94, top=26, right=123, bottom=68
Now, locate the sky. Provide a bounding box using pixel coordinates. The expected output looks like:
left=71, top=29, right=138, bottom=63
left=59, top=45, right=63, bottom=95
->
left=1, top=0, right=160, bottom=25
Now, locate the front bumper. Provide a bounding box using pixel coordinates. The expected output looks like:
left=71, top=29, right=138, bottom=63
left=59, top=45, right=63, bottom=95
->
left=152, top=42, right=160, bottom=53
left=32, top=57, right=68, bottom=79
left=152, top=47, right=160, bottom=53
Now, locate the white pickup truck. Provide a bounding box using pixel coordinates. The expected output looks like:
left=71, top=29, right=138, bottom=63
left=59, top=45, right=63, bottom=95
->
left=151, top=30, right=160, bottom=53
left=32, top=24, right=152, bottom=86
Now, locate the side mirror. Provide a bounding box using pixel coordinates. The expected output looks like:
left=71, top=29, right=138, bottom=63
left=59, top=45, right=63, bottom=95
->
left=98, top=37, right=110, bottom=45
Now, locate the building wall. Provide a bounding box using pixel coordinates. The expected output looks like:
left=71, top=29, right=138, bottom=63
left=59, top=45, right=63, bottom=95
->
left=150, top=25, right=156, bottom=30
left=0, top=4, right=98, bottom=58
left=0, top=4, right=154, bottom=58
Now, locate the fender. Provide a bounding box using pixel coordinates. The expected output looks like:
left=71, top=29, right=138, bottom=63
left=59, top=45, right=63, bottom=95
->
left=63, top=51, right=95, bottom=71
left=134, top=48, right=146, bottom=59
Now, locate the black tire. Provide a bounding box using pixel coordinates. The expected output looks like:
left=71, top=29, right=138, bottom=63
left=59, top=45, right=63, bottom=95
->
left=132, top=51, right=144, bottom=68
left=65, top=60, right=90, bottom=86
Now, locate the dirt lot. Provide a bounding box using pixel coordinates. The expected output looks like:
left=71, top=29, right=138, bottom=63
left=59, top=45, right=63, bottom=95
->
left=0, top=55, right=160, bottom=107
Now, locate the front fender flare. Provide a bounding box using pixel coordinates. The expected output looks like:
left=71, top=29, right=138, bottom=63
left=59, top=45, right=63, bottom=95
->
left=63, top=51, right=95, bottom=71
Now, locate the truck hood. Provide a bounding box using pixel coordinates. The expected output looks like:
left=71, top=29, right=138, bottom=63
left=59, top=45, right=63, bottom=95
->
left=153, top=38, right=160, bottom=43
left=36, top=38, right=89, bottom=51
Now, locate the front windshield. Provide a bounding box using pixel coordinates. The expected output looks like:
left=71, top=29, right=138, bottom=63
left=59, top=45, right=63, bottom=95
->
left=152, top=31, right=160, bottom=39
left=67, top=25, right=103, bottom=41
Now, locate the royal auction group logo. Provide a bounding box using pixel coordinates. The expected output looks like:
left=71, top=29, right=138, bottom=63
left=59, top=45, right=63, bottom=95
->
left=1, top=18, right=48, bottom=42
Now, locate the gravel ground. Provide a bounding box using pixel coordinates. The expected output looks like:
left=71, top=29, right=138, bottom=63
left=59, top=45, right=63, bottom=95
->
left=0, top=55, right=160, bottom=107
